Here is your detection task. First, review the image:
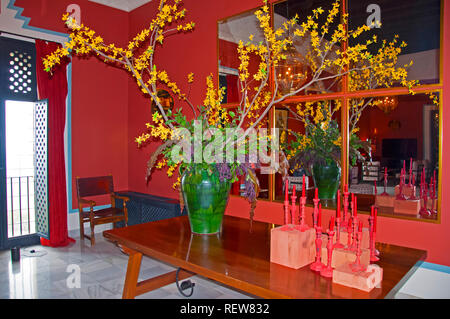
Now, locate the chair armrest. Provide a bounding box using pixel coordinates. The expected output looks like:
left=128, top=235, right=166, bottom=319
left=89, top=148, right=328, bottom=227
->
left=79, top=198, right=96, bottom=207
left=111, top=193, right=130, bottom=202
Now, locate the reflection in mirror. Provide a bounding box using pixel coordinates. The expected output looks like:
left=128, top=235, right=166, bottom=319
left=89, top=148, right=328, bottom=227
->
left=273, top=0, right=342, bottom=95
left=348, top=0, right=441, bottom=89
left=218, top=9, right=264, bottom=104
left=350, top=92, right=440, bottom=221
left=277, top=100, right=348, bottom=207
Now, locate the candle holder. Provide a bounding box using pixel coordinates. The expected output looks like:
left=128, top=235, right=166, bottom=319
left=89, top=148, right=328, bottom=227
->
left=320, top=229, right=335, bottom=278
left=419, top=183, right=431, bottom=218
left=396, top=169, right=407, bottom=200
left=350, top=217, right=358, bottom=251
left=350, top=231, right=366, bottom=272
left=345, top=218, right=353, bottom=251
left=369, top=215, right=379, bottom=262
left=430, top=178, right=437, bottom=216
left=310, top=226, right=325, bottom=272
left=380, top=167, right=389, bottom=196
left=409, top=174, right=418, bottom=200
left=430, top=197, right=437, bottom=216
left=284, top=179, right=290, bottom=224
left=298, top=196, right=309, bottom=232
left=284, top=199, right=290, bottom=225
left=334, top=217, right=344, bottom=249
left=408, top=158, right=413, bottom=187
left=291, top=191, right=297, bottom=225
left=420, top=168, right=425, bottom=193
left=343, top=188, right=349, bottom=226
left=373, top=208, right=380, bottom=256
left=313, top=198, right=320, bottom=227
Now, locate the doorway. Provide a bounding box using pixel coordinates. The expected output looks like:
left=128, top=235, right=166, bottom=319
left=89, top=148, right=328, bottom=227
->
left=5, top=100, right=36, bottom=238
left=0, top=37, right=42, bottom=249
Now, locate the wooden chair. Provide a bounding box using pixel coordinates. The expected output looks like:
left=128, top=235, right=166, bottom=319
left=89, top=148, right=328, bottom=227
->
left=76, top=175, right=129, bottom=246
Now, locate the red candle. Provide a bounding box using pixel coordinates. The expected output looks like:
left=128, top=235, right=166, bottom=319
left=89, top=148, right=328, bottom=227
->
left=433, top=172, right=437, bottom=197
left=410, top=158, right=412, bottom=172
left=330, top=216, right=335, bottom=231
left=403, top=160, right=406, bottom=173
left=318, top=204, right=322, bottom=226
left=354, top=196, right=357, bottom=217
left=345, top=184, right=348, bottom=193
left=412, top=173, right=415, bottom=185
left=315, top=188, right=318, bottom=200
left=337, top=189, right=341, bottom=218
left=433, top=170, right=436, bottom=188
left=358, top=220, right=363, bottom=233
left=285, top=179, right=289, bottom=201
left=292, top=184, right=296, bottom=197
left=371, top=205, right=374, bottom=217
left=302, top=175, right=306, bottom=197
left=374, top=209, right=378, bottom=233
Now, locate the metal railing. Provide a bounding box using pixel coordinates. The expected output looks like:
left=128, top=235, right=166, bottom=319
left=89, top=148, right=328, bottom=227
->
left=7, top=176, right=35, bottom=238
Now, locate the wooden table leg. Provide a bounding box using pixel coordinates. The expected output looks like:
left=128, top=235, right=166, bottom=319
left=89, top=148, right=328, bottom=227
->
left=119, top=245, right=195, bottom=299
left=121, top=246, right=143, bottom=299
left=135, top=269, right=193, bottom=296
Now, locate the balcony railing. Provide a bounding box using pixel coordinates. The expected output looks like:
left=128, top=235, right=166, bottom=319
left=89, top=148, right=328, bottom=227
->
left=7, top=176, right=35, bottom=238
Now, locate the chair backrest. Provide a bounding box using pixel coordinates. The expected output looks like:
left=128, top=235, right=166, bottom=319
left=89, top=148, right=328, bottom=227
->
left=76, top=175, right=114, bottom=198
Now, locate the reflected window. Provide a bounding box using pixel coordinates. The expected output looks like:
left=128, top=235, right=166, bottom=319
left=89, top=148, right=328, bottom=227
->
left=218, top=9, right=264, bottom=104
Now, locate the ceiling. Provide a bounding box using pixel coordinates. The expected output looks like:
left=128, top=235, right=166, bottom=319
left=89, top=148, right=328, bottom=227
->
left=88, top=0, right=152, bottom=12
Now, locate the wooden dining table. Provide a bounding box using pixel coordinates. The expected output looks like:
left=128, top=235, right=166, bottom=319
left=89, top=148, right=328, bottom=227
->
left=103, top=215, right=427, bottom=299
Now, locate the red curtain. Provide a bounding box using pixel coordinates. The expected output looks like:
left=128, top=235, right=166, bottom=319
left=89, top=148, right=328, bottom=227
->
left=35, top=40, right=74, bottom=247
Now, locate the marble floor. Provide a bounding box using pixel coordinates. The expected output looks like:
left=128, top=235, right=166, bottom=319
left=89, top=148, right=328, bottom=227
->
left=0, top=233, right=449, bottom=299
left=0, top=233, right=255, bottom=299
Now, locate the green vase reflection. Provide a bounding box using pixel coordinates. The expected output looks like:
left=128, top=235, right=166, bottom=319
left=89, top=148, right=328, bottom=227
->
left=181, top=165, right=231, bottom=234
left=312, top=162, right=341, bottom=200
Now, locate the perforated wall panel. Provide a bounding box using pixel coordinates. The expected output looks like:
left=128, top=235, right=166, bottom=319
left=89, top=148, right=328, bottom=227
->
left=34, top=100, right=49, bottom=239
left=0, top=37, right=37, bottom=101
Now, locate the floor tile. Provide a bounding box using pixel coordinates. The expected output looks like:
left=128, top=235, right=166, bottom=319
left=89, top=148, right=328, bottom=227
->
left=394, top=292, right=422, bottom=299
left=398, top=267, right=450, bottom=299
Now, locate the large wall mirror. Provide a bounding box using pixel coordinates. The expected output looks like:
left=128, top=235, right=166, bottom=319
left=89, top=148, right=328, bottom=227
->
left=217, top=0, right=443, bottom=223
left=349, top=92, right=441, bottom=221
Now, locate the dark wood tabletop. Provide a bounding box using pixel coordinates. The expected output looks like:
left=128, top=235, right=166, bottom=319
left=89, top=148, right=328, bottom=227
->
left=103, top=215, right=427, bottom=299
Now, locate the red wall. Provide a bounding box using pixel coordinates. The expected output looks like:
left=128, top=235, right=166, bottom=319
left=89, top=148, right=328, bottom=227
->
left=13, top=0, right=450, bottom=266
left=127, top=0, right=450, bottom=267
left=14, top=0, right=130, bottom=207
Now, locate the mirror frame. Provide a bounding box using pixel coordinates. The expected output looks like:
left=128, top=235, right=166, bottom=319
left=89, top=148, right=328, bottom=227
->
left=217, top=0, right=444, bottom=224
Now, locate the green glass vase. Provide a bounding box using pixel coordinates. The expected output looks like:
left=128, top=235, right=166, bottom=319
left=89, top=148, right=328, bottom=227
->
left=181, top=165, right=231, bottom=234
left=312, top=162, right=341, bottom=200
